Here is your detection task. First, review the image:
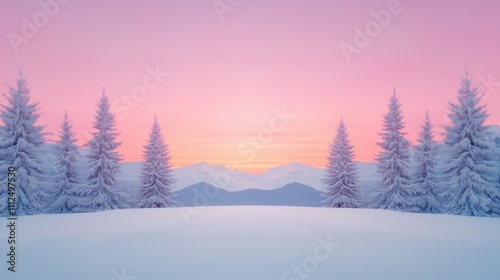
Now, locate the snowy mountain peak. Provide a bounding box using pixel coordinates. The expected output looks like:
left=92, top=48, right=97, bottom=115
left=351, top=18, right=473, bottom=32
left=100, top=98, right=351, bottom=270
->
left=261, top=161, right=318, bottom=174
left=117, top=161, right=381, bottom=193
left=185, top=161, right=222, bottom=170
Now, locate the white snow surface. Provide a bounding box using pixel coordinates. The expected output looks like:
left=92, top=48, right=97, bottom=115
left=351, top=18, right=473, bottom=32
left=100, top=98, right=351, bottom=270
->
left=0, top=206, right=499, bottom=280
left=118, top=161, right=380, bottom=192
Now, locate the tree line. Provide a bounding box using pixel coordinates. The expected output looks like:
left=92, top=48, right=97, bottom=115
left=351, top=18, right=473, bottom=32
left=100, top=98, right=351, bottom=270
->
left=323, top=71, right=500, bottom=217
left=1, top=70, right=499, bottom=217
left=0, top=71, right=175, bottom=216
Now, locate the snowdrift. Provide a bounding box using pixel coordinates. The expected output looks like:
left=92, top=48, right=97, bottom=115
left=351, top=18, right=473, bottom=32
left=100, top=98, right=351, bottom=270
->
left=0, top=206, right=499, bottom=280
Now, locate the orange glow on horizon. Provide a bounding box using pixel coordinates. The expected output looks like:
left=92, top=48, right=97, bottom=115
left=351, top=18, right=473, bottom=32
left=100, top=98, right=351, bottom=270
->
left=2, top=1, right=500, bottom=175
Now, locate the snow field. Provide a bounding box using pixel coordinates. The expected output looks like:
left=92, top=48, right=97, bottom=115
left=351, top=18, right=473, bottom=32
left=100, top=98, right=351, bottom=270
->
left=0, top=206, right=499, bottom=280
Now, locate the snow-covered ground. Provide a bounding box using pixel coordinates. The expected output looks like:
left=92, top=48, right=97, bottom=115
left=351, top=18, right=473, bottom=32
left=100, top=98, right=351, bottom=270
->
left=1, top=206, right=499, bottom=280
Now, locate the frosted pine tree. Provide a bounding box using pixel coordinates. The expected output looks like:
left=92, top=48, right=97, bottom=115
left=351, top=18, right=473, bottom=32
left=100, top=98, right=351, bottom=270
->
left=138, top=116, right=176, bottom=208
left=51, top=111, right=83, bottom=213
left=0, top=71, right=48, bottom=216
left=442, top=71, right=500, bottom=217
left=77, top=90, right=123, bottom=212
left=322, top=117, right=361, bottom=208
left=412, top=111, right=441, bottom=213
left=375, top=90, right=417, bottom=211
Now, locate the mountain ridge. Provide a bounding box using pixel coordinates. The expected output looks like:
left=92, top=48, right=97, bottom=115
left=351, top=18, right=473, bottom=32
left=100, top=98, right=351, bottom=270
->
left=175, top=181, right=323, bottom=207
left=118, top=160, right=380, bottom=192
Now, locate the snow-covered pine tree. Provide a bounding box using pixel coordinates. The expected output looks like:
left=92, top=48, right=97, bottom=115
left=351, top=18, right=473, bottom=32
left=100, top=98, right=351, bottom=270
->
left=138, top=116, right=176, bottom=208
left=0, top=71, right=48, bottom=216
left=77, top=90, right=123, bottom=212
left=51, top=111, right=82, bottom=213
left=322, top=117, right=361, bottom=208
left=442, top=71, right=500, bottom=217
left=412, top=111, right=441, bottom=213
left=375, top=90, right=417, bottom=212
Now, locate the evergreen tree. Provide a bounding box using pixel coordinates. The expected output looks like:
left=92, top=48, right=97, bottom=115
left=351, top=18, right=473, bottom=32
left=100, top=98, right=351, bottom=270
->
left=77, top=90, right=123, bottom=212
left=375, top=90, right=417, bottom=211
left=322, top=117, right=360, bottom=208
left=412, top=111, right=441, bottom=213
left=0, top=71, right=48, bottom=216
left=442, top=71, right=500, bottom=217
left=138, top=116, right=176, bottom=208
left=51, top=111, right=82, bottom=213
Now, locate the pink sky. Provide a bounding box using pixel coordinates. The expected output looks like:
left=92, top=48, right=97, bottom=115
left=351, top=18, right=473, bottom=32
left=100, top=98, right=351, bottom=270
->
left=1, top=0, right=500, bottom=173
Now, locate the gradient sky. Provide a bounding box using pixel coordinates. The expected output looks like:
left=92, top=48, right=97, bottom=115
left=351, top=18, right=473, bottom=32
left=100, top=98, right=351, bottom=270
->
left=1, top=0, right=500, bottom=173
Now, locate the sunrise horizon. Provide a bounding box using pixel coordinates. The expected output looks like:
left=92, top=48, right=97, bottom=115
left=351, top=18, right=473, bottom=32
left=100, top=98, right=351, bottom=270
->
left=3, top=67, right=500, bottom=174
left=2, top=0, right=500, bottom=174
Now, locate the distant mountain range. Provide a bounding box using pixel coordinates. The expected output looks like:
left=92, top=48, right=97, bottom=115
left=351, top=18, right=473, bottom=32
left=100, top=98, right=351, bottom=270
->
left=46, top=125, right=500, bottom=206
left=40, top=139, right=381, bottom=207
left=118, top=160, right=380, bottom=192
left=116, top=124, right=500, bottom=207
left=118, top=161, right=380, bottom=207
left=175, top=182, right=323, bottom=207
